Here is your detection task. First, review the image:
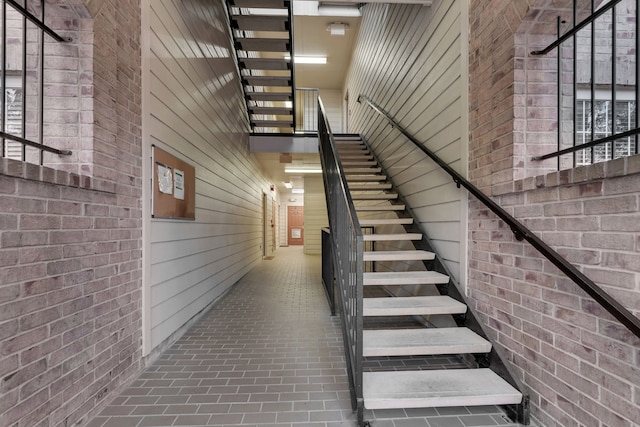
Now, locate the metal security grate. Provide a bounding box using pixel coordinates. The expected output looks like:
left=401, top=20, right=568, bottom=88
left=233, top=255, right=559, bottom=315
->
left=532, top=0, right=640, bottom=168
left=0, top=0, right=71, bottom=164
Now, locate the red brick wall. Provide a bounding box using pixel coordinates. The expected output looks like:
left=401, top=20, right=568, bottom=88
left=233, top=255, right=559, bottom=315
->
left=0, top=0, right=142, bottom=426
left=469, top=1, right=640, bottom=426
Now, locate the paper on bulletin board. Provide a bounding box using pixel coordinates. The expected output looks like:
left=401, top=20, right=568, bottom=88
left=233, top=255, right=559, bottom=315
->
left=174, top=169, right=185, bottom=200
left=157, top=163, right=173, bottom=195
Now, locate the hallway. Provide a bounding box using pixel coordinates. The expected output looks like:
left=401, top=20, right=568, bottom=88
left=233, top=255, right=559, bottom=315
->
left=88, top=247, right=519, bottom=427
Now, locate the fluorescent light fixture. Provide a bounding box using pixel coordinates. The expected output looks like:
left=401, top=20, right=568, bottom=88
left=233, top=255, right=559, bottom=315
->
left=318, top=5, right=361, bottom=17
left=284, top=181, right=293, bottom=189
left=285, top=56, right=327, bottom=64
left=284, top=165, right=322, bottom=174
left=292, top=188, right=305, bottom=194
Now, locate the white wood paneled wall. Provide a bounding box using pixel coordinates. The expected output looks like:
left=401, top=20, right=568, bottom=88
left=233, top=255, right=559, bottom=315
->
left=319, top=89, right=344, bottom=133
left=143, top=0, right=276, bottom=353
left=303, top=175, right=328, bottom=255
left=345, top=0, right=468, bottom=285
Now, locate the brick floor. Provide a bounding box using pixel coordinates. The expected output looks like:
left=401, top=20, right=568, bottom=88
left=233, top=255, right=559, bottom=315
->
left=88, top=246, right=523, bottom=427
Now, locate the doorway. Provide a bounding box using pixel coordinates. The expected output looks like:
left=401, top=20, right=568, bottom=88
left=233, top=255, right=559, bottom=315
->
left=287, top=206, right=304, bottom=245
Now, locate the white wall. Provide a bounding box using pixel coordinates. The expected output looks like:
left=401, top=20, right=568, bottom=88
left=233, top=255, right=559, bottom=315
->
left=303, top=175, right=328, bottom=254
left=319, top=89, right=344, bottom=133
left=345, top=0, right=468, bottom=285
left=142, top=0, right=277, bottom=354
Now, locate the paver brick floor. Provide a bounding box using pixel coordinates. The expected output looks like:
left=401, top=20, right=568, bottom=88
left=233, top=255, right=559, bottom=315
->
left=88, top=246, right=522, bottom=427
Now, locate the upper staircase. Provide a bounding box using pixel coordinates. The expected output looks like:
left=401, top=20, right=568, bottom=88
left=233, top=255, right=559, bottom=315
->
left=226, top=0, right=295, bottom=132
left=330, top=134, right=526, bottom=425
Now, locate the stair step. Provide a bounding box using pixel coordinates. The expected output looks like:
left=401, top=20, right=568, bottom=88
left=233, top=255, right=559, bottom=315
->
left=334, top=135, right=362, bottom=141
left=346, top=175, right=387, bottom=182
left=363, top=328, right=491, bottom=357
left=236, top=38, right=290, bottom=52
left=252, top=120, right=293, bottom=128
left=359, top=218, right=414, bottom=226
left=362, top=233, right=421, bottom=242
left=363, top=369, right=523, bottom=410
left=340, top=154, right=374, bottom=160
left=363, top=296, right=466, bottom=316
left=363, top=250, right=434, bottom=261
left=343, top=167, right=382, bottom=174
left=335, top=139, right=363, bottom=144
left=363, top=271, right=449, bottom=286
left=342, top=160, right=378, bottom=167
left=352, top=193, right=398, bottom=201
left=232, top=15, right=289, bottom=32
left=240, top=57, right=291, bottom=71
left=356, top=205, right=405, bottom=211
left=229, top=0, right=288, bottom=8
left=246, top=91, right=292, bottom=102
left=250, top=106, right=293, bottom=116
left=244, top=75, right=291, bottom=87
left=349, top=183, right=392, bottom=190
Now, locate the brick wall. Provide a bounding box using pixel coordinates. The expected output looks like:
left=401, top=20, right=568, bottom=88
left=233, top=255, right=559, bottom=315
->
left=0, top=0, right=142, bottom=426
left=469, top=1, right=640, bottom=426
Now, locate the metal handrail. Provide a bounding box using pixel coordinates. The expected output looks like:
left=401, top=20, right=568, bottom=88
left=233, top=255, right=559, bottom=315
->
left=532, top=127, right=640, bottom=160
left=358, top=94, right=640, bottom=339
left=0, top=131, right=72, bottom=156
left=530, top=0, right=623, bottom=56
left=318, top=97, right=365, bottom=424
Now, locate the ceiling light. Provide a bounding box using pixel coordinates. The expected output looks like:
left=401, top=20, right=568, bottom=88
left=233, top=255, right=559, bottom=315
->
left=284, top=181, right=293, bottom=189
left=284, top=165, right=322, bottom=174
left=292, top=188, right=304, bottom=194
left=327, top=22, right=349, bottom=36
left=285, top=56, right=327, bottom=64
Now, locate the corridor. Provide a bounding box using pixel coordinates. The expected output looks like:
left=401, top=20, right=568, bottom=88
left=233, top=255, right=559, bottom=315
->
left=87, top=247, right=519, bottom=427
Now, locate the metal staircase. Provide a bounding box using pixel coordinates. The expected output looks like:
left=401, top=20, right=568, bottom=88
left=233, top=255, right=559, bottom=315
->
left=326, top=133, right=528, bottom=426
left=226, top=0, right=295, bottom=133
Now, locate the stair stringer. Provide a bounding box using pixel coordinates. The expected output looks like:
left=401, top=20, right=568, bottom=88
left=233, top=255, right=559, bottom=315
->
left=356, top=134, right=531, bottom=425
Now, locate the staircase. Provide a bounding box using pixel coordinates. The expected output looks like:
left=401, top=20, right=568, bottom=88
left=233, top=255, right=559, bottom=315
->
left=226, top=0, right=295, bottom=132
left=333, top=134, right=525, bottom=425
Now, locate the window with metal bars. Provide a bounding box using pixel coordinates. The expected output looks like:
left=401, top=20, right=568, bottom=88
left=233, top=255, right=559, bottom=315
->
left=0, top=0, right=71, bottom=165
left=532, top=0, right=640, bottom=168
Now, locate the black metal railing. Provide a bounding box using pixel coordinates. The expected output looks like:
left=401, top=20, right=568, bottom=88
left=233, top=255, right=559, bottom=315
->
left=321, top=227, right=336, bottom=316
left=531, top=0, right=640, bottom=165
left=358, top=94, right=640, bottom=339
left=296, top=88, right=319, bottom=132
left=1, top=0, right=73, bottom=164
left=318, top=97, right=365, bottom=424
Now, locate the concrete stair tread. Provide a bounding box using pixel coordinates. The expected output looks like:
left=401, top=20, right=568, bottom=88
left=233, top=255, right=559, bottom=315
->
left=363, top=271, right=449, bottom=286
left=236, top=38, right=290, bottom=52
left=232, top=15, right=289, bottom=32
left=343, top=167, right=382, bottom=174
left=352, top=193, right=398, bottom=200
left=363, top=327, right=491, bottom=356
left=363, top=369, right=523, bottom=409
left=340, top=154, right=374, bottom=160
left=363, top=296, right=467, bottom=316
left=348, top=184, right=391, bottom=190
left=356, top=205, right=405, bottom=211
left=343, top=160, right=378, bottom=166
left=363, top=250, right=434, bottom=261
left=362, top=233, right=421, bottom=242
left=359, top=218, right=413, bottom=226
left=347, top=175, right=387, bottom=182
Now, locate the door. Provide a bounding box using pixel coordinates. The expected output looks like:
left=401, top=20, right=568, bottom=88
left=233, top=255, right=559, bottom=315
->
left=287, top=206, right=304, bottom=245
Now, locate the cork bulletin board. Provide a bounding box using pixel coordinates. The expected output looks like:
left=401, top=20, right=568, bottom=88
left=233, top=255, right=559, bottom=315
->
left=152, top=145, right=196, bottom=219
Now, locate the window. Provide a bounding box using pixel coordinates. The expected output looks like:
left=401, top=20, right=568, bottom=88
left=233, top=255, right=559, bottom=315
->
left=0, top=0, right=71, bottom=165
left=575, top=91, right=638, bottom=165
